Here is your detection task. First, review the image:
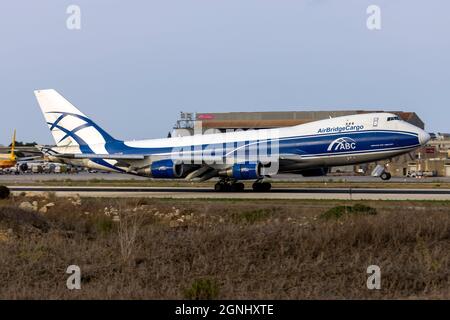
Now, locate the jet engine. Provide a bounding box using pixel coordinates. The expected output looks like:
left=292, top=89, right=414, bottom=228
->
left=151, top=159, right=185, bottom=178
left=137, top=159, right=184, bottom=178
left=221, top=162, right=263, bottom=180
left=19, top=163, right=29, bottom=172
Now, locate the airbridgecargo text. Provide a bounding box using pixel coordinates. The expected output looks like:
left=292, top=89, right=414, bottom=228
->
left=318, top=125, right=364, bottom=134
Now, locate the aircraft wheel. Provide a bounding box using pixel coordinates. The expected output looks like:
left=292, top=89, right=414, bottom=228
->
left=214, top=183, right=224, bottom=192
left=215, top=182, right=234, bottom=192
left=380, top=172, right=392, bottom=181
left=215, top=181, right=246, bottom=192
left=231, top=182, right=245, bottom=192
left=262, top=182, right=272, bottom=192
left=252, top=182, right=271, bottom=192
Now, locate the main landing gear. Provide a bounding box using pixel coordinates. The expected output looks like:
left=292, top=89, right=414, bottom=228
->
left=213, top=178, right=272, bottom=192
left=252, top=180, right=272, bottom=192
left=214, top=179, right=245, bottom=192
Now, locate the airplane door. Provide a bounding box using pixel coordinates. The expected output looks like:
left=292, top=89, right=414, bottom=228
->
left=373, top=117, right=379, bottom=127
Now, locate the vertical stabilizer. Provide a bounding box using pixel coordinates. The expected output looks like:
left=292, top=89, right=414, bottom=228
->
left=34, top=89, right=119, bottom=149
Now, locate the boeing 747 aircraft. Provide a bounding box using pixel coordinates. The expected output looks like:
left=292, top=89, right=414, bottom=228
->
left=34, top=89, right=431, bottom=191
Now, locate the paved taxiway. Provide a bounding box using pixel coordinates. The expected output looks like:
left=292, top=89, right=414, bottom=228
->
left=8, top=186, right=450, bottom=201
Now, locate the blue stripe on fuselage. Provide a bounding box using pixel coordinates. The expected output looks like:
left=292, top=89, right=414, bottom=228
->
left=101, top=130, right=419, bottom=159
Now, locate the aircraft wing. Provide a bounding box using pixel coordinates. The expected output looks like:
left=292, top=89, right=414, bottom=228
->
left=38, top=146, right=147, bottom=161
left=36, top=145, right=300, bottom=181
left=52, top=153, right=146, bottom=160
left=51, top=152, right=299, bottom=168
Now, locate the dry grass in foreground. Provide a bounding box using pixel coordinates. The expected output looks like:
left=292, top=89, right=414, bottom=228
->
left=0, top=195, right=449, bottom=299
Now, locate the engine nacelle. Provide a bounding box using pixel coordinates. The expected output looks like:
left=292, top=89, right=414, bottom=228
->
left=150, top=159, right=184, bottom=178
left=19, top=163, right=29, bottom=172
left=223, top=162, right=263, bottom=180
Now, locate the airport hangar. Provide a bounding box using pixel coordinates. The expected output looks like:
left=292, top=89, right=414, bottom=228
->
left=171, top=110, right=450, bottom=178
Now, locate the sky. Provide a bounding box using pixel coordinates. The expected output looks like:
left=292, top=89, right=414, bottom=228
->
left=0, top=0, right=449, bottom=145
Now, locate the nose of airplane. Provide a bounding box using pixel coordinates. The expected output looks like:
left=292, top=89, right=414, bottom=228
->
left=419, top=130, right=431, bottom=145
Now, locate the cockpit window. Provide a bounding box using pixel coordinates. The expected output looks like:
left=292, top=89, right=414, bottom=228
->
left=387, top=116, right=400, bottom=121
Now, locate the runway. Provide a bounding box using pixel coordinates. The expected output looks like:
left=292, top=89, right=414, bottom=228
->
left=8, top=186, right=450, bottom=201
left=2, top=172, right=450, bottom=183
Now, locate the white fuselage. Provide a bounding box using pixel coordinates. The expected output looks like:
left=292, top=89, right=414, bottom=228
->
left=49, top=112, right=430, bottom=176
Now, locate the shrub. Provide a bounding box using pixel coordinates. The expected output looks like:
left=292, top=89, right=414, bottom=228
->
left=0, top=206, right=49, bottom=232
left=320, top=204, right=377, bottom=220
left=184, top=278, right=220, bottom=300
left=0, top=186, right=10, bottom=199
left=231, top=209, right=273, bottom=224
left=118, top=213, right=143, bottom=264
left=93, top=216, right=115, bottom=234
left=352, top=204, right=377, bottom=215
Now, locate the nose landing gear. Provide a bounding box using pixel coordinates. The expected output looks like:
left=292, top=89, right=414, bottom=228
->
left=371, top=165, right=392, bottom=181
left=380, top=172, right=392, bottom=181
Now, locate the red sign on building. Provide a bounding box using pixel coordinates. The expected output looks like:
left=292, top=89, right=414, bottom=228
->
left=425, top=147, right=436, bottom=154
left=197, top=114, right=215, bottom=120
